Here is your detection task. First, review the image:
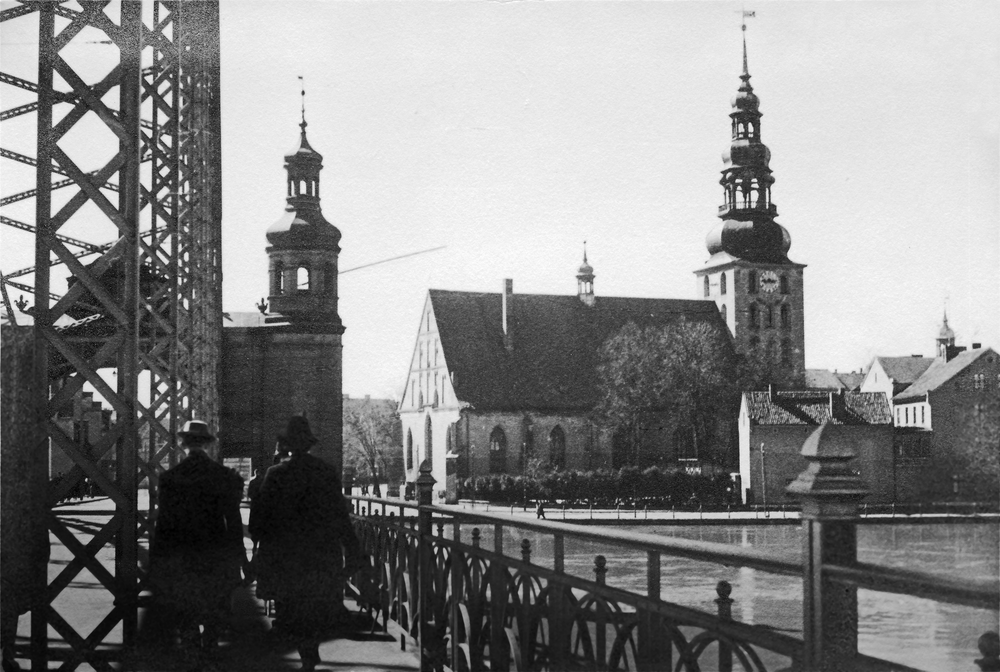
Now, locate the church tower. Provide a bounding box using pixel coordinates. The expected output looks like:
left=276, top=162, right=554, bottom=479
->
left=576, top=244, right=595, bottom=307
left=694, top=31, right=806, bottom=386
left=265, top=102, right=342, bottom=330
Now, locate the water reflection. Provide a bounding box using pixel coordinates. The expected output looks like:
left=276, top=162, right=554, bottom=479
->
left=465, top=522, right=998, bottom=670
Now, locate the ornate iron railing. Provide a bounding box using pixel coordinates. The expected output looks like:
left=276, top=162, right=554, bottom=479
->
left=346, top=430, right=1000, bottom=672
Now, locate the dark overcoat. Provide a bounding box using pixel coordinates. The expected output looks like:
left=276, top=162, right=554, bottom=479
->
left=249, top=452, right=358, bottom=602
left=149, top=450, right=245, bottom=613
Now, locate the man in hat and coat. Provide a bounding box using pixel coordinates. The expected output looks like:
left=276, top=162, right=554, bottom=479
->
left=149, top=420, right=247, bottom=668
left=249, top=415, right=364, bottom=671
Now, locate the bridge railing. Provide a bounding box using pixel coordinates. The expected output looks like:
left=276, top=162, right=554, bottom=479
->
left=345, top=425, right=999, bottom=672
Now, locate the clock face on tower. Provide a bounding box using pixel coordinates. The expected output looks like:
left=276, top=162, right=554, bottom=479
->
left=760, top=270, right=779, bottom=293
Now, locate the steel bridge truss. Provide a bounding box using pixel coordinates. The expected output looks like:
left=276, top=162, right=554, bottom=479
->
left=0, top=2, right=222, bottom=668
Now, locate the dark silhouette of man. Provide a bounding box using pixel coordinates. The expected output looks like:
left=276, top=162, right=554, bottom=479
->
left=149, top=420, right=246, bottom=670
left=250, top=415, right=363, bottom=671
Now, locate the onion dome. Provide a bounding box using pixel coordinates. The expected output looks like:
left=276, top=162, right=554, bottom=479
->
left=705, top=34, right=792, bottom=265
left=267, top=119, right=341, bottom=251
left=577, top=252, right=594, bottom=280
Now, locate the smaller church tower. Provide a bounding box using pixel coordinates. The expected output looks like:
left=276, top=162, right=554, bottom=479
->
left=936, top=310, right=956, bottom=359
left=694, top=27, right=806, bottom=386
left=265, top=95, right=342, bottom=330
left=576, top=244, right=595, bottom=307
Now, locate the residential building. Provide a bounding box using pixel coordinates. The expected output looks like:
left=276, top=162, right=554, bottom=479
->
left=738, top=389, right=894, bottom=505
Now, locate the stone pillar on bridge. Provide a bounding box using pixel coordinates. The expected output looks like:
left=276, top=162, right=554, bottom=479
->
left=786, top=422, right=868, bottom=672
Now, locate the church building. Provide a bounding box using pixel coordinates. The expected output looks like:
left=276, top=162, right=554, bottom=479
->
left=694, top=35, right=806, bottom=387
left=218, top=106, right=345, bottom=472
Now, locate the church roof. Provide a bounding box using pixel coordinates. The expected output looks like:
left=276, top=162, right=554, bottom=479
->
left=894, top=347, right=994, bottom=402
left=743, top=390, right=891, bottom=426
left=873, top=356, right=936, bottom=385
left=429, top=289, right=729, bottom=412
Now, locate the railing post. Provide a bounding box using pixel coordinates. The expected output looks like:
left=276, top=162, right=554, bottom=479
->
left=594, top=556, right=608, bottom=667
left=449, top=518, right=463, bottom=672
left=550, top=534, right=568, bottom=669
left=416, top=459, right=437, bottom=672
left=786, top=423, right=868, bottom=672
left=715, top=581, right=734, bottom=672
left=491, top=523, right=507, bottom=670
left=637, top=550, right=664, bottom=671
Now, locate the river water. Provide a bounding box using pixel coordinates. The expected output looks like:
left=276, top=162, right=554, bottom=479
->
left=476, top=522, right=999, bottom=671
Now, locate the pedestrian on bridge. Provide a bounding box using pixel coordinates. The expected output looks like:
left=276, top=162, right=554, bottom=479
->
left=249, top=415, right=365, bottom=672
left=148, top=420, right=247, bottom=671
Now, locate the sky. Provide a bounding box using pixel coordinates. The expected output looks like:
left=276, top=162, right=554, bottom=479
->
left=2, top=1, right=999, bottom=401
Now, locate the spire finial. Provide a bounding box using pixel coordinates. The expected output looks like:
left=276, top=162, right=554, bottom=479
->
left=583, top=239, right=588, bottom=264
left=740, top=9, right=755, bottom=77
left=298, top=75, right=307, bottom=129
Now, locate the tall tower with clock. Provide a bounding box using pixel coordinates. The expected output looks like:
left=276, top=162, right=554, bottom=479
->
left=694, top=33, right=806, bottom=386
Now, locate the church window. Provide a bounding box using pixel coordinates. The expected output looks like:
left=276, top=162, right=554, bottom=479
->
left=418, top=390, right=424, bottom=407
left=766, top=306, right=774, bottom=328
left=780, top=305, right=790, bottom=329
left=748, top=121, right=755, bottom=137
left=406, top=430, right=413, bottom=470
left=749, top=304, right=759, bottom=329
left=704, top=276, right=710, bottom=297
left=297, top=266, right=310, bottom=291
left=411, top=381, right=416, bottom=407
left=489, top=427, right=507, bottom=474
left=721, top=304, right=727, bottom=323
left=780, top=275, right=789, bottom=294
left=781, top=339, right=791, bottom=365
left=425, top=415, right=433, bottom=469
left=720, top=273, right=727, bottom=295
left=748, top=270, right=758, bottom=294
left=549, top=426, right=566, bottom=470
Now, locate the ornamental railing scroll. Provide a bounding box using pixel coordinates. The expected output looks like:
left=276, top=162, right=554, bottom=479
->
left=348, top=444, right=999, bottom=672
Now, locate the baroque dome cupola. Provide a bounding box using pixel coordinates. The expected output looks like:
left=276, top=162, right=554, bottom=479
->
left=704, top=31, right=792, bottom=265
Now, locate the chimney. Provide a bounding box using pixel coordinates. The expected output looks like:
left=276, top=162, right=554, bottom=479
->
left=945, top=344, right=967, bottom=362
left=502, top=278, right=514, bottom=352
left=972, top=342, right=982, bottom=350
left=365, top=394, right=371, bottom=401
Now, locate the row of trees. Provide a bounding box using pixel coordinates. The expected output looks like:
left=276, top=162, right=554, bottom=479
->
left=460, top=466, right=736, bottom=508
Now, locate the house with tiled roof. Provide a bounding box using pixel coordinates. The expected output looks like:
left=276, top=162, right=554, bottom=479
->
left=891, top=345, right=999, bottom=501
left=737, top=388, right=894, bottom=505
left=398, top=265, right=733, bottom=498
left=860, top=355, right=936, bottom=402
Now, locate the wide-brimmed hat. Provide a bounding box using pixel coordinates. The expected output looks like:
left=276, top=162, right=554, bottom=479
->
left=277, top=415, right=317, bottom=451
left=178, top=419, right=215, bottom=442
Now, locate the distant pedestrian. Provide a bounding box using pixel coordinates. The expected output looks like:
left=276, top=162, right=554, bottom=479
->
left=250, top=416, right=365, bottom=672
left=536, top=501, right=546, bottom=520
left=148, top=420, right=247, bottom=670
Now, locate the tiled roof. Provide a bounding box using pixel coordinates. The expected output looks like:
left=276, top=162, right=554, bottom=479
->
left=743, top=390, right=892, bottom=426
left=836, top=372, right=865, bottom=391
left=875, top=356, right=935, bottom=385
left=894, top=348, right=995, bottom=402
left=805, top=369, right=846, bottom=389
left=431, top=290, right=729, bottom=411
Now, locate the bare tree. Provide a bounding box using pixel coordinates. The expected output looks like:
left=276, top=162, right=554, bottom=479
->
left=343, top=399, right=399, bottom=497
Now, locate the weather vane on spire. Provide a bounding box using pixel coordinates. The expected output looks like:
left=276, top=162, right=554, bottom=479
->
left=298, top=75, right=307, bottom=128
left=583, top=239, right=588, bottom=262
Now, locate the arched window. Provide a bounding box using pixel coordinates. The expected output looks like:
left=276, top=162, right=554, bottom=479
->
left=489, top=427, right=507, bottom=474
left=549, top=426, right=566, bottom=470
left=780, top=275, right=789, bottom=294
left=749, top=304, right=759, bottom=329
left=781, top=338, right=792, bottom=365
left=780, top=305, right=790, bottom=329
left=406, top=430, right=413, bottom=470
left=424, top=415, right=433, bottom=469
left=297, top=266, right=310, bottom=291
left=721, top=304, right=728, bottom=323
left=748, top=270, right=757, bottom=294
left=703, top=276, right=710, bottom=297
left=720, top=273, right=727, bottom=295
left=766, top=305, right=774, bottom=328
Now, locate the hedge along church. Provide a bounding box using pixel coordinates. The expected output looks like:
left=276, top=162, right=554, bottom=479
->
left=399, top=33, right=802, bottom=499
